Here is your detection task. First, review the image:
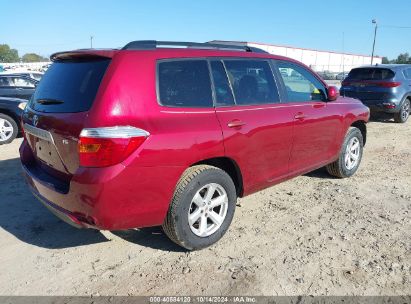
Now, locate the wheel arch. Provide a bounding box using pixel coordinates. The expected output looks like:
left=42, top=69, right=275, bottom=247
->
left=351, top=120, right=367, bottom=146
left=192, top=157, right=244, bottom=197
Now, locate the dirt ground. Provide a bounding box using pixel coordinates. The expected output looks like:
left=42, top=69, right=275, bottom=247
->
left=0, top=119, right=409, bottom=296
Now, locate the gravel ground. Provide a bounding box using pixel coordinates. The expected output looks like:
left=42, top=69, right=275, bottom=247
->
left=0, top=119, right=410, bottom=296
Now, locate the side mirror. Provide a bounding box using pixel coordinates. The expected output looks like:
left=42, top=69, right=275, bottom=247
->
left=327, top=86, right=339, bottom=101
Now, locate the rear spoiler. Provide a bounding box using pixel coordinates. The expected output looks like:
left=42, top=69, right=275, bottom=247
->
left=50, top=49, right=118, bottom=62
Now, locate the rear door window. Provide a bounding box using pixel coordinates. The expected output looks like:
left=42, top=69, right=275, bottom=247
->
left=31, top=58, right=111, bottom=113
left=223, top=60, right=279, bottom=105
left=347, top=68, right=395, bottom=80
left=158, top=60, right=213, bottom=107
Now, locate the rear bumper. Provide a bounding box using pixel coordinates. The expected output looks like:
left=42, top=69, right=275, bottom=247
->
left=360, top=100, right=400, bottom=114
left=20, top=140, right=184, bottom=230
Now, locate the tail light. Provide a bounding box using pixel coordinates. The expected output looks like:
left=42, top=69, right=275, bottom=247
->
left=376, top=82, right=401, bottom=88
left=78, top=126, right=149, bottom=167
left=341, top=80, right=351, bottom=86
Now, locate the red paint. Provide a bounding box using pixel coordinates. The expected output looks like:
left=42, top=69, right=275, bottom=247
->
left=20, top=47, right=369, bottom=230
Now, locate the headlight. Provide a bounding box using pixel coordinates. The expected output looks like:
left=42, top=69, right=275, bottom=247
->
left=18, top=102, right=27, bottom=110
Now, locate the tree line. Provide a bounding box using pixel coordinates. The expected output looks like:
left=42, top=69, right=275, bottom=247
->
left=382, top=53, right=411, bottom=64
left=0, top=44, right=49, bottom=63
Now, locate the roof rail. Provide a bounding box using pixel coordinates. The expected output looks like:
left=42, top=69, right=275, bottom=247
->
left=122, top=40, right=268, bottom=53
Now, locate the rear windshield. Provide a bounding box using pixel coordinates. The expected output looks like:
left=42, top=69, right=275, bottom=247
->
left=30, top=58, right=110, bottom=113
left=347, top=68, right=395, bottom=81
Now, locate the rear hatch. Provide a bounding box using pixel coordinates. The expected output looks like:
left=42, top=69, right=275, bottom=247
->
left=23, top=51, right=114, bottom=182
left=341, top=67, right=397, bottom=101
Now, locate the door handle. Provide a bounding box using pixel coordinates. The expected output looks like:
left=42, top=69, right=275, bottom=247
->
left=294, top=112, right=306, bottom=120
left=227, top=119, right=246, bottom=128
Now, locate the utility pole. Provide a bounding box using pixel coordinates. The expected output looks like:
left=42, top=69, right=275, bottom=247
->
left=342, top=32, right=345, bottom=75
left=371, top=19, right=378, bottom=65
left=90, top=36, right=94, bottom=48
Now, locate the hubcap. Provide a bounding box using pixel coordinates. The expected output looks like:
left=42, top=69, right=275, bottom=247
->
left=344, top=137, right=361, bottom=170
left=188, top=183, right=228, bottom=237
left=401, top=101, right=410, bottom=121
left=0, top=118, right=14, bottom=142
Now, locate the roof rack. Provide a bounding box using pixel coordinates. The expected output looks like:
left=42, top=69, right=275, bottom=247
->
left=122, top=40, right=268, bottom=53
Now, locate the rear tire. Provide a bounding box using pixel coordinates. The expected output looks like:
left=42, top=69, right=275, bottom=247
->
left=326, top=127, right=363, bottom=178
left=394, top=99, right=410, bottom=123
left=0, top=114, right=18, bottom=145
left=162, top=165, right=237, bottom=250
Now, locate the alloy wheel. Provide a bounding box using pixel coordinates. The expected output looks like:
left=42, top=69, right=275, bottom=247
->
left=344, top=137, right=360, bottom=170
left=0, top=118, right=14, bottom=142
left=188, top=183, right=229, bottom=237
left=401, top=101, right=410, bottom=121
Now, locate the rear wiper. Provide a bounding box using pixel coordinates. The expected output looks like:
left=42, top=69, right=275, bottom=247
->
left=36, top=98, right=64, bottom=105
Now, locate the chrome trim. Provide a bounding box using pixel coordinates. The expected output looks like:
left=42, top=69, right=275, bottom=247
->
left=80, top=126, right=150, bottom=138
left=23, top=123, right=54, bottom=143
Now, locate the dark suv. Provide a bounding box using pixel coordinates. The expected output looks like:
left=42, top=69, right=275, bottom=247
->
left=0, top=74, right=38, bottom=100
left=340, top=65, right=411, bottom=123
left=20, top=41, right=369, bottom=250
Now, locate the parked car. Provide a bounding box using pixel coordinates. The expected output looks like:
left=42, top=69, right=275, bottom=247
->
left=0, top=71, right=44, bottom=81
left=317, top=70, right=336, bottom=80
left=340, top=65, right=411, bottom=123
left=0, top=96, right=26, bottom=144
left=0, top=74, right=38, bottom=100
left=335, top=72, right=349, bottom=81
left=20, top=40, right=369, bottom=250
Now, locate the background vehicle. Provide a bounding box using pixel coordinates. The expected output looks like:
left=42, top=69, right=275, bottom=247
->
left=0, top=74, right=38, bottom=100
left=340, top=64, right=411, bottom=123
left=0, top=71, right=44, bottom=81
left=335, top=72, right=349, bottom=81
left=20, top=41, right=369, bottom=250
left=0, top=96, right=26, bottom=144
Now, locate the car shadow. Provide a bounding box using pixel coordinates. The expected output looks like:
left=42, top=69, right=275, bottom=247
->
left=304, top=167, right=336, bottom=179
left=112, top=228, right=187, bottom=252
left=0, top=157, right=183, bottom=251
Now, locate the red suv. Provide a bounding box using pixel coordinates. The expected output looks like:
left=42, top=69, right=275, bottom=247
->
left=20, top=41, right=369, bottom=250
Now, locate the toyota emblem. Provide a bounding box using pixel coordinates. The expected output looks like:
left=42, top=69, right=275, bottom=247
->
left=32, top=115, right=39, bottom=127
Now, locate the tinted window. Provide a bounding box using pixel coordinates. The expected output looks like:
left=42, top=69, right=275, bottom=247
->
left=158, top=60, right=213, bottom=107
left=276, top=61, right=326, bottom=102
left=210, top=61, right=235, bottom=106
left=31, top=59, right=110, bottom=113
left=223, top=60, right=279, bottom=105
left=403, top=68, right=411, bottom=80
left=347, top=68, right=395, bottom=80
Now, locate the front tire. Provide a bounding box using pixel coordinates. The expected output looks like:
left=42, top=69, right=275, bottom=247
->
left=394, top=99, right=410, bottom=123
left=326, top=127, right=364, bottom=178
left=162, top=165, right=237, bottom=250
left=0, top=114, right=18, bottom=145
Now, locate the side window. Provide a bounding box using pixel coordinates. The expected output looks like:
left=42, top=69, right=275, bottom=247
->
left=223, top=60, right=279, bottom=105
left=404, top=68, right=411, bottom=80
left=210, top=60, right=235, bottom=106
left=0, top=77, right=10, bottom=87
left=276, top=61, right=326, bottom=102
left=9, top=77, right=36, bottom=88
left=158, top=60, right=213, bottom=107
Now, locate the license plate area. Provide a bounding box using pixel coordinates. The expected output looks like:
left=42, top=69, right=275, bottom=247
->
left=24, top=123, right=60, bottom=168
left=35, top=138, right=60, bottom=167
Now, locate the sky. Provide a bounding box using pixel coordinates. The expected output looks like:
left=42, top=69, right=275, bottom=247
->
left=2, top=0, right=411, bottom=59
